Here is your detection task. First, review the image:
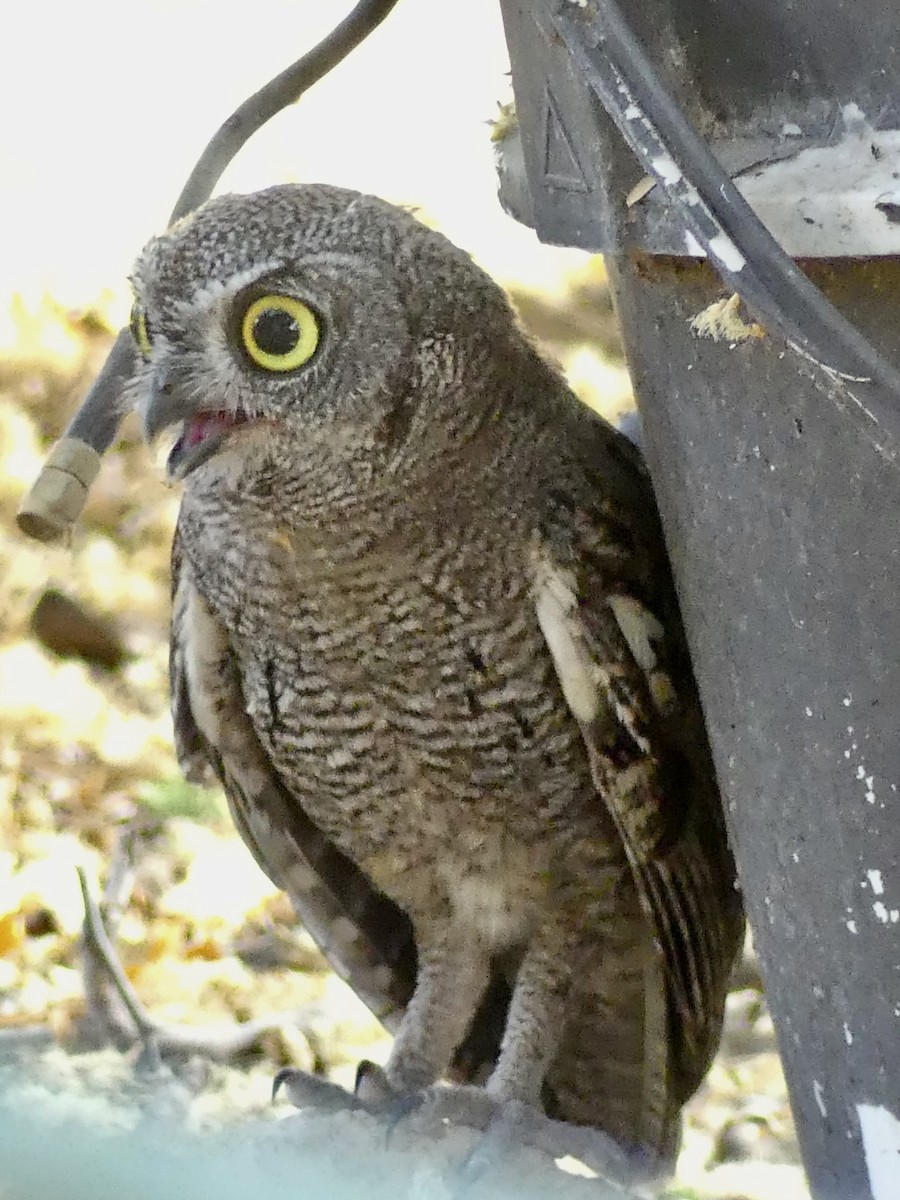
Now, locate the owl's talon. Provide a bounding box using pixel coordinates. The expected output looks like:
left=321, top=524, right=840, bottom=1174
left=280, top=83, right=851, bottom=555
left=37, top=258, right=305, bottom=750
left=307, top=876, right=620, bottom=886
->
left=365, top=1081, right=516, bottom=1147
left=353, top=1059, right=398, bottom=1108
left=352, top=1061, right=432, bottom=1144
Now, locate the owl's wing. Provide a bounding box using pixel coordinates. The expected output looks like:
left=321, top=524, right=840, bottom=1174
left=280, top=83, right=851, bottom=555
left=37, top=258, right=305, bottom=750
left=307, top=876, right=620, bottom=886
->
left=534, top=459, right=744, bottom=1103
left=169, top=527, right=417, bottom=1028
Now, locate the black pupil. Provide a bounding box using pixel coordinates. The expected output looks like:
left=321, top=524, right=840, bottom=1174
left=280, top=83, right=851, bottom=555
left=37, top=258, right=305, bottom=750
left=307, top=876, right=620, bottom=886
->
left=252, top=308, right=300, bottom=356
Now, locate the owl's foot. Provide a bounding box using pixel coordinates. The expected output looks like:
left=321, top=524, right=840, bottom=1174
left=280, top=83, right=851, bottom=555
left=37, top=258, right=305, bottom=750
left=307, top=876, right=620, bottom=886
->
left=353, top=1063, right=633, bottom=1186
left=277, top=1062, right=634, bottom=1187
left=272, top=1061, right=458, bottom=1131
left=276, top=1060, right=500, bottom=1136
left=450, top=1094, right=633, bottom=1187
left=354, top=1061, right=498, bottom=1133
left=272, top=1066, right=365, bottom=1114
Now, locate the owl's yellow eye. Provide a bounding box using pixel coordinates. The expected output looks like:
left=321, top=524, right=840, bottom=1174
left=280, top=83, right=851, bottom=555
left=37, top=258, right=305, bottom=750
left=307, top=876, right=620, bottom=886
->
left=241, top=295, right=319, bottom=372
left=130, top=303, right=152, bottom=358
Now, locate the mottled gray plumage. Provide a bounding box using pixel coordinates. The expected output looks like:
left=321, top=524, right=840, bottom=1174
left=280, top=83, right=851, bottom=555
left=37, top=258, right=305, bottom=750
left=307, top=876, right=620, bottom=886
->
left=130, top=183, right=743, bottom=1166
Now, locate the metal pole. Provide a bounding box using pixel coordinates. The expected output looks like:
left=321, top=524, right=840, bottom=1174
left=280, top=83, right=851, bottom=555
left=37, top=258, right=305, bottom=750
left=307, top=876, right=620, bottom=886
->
left=498, top=2, right=900, bottom=1195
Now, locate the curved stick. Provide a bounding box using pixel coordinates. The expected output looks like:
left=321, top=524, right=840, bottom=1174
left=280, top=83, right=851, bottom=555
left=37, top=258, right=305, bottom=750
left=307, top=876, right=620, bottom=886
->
left=17, top=0, right=401, bottom=543
left=170, top=0, right=399, bottom=223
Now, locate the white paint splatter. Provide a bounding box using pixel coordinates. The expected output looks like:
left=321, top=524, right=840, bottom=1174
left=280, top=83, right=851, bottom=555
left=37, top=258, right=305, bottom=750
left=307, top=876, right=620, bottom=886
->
left=813, top=1080, right=828, bottom=1117
left=843, top=695, right=853, bottom=707
left=857, top=1103, right=900, bottom=1200
left=623, top=103, right=640, bottom=120
left=874, top=902, right=890, bottom=924
left=805, top=706, right=813, bottom=717
left=844, top=1023, right=854, bottom=1046
left=847, top=919, right=858, bottom=934
left=868, top=869, right=885, bottom=896
left=683, top=230, right=704, bottom=256
left=652, top=154, right=682, bottom=185
left=708, top=233, right=746, bottom=272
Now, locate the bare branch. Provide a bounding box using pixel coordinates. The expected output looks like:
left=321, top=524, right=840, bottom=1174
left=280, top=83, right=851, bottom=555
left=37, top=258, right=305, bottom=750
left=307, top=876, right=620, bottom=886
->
left=172, top=0, right=401, bottom=222
left=77, top=866, right=163, bottom=1068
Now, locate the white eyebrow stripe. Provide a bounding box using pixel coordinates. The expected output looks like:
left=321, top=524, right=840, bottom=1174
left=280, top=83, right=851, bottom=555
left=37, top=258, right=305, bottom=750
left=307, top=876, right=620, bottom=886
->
left=171, top=261, right=285, bottom=319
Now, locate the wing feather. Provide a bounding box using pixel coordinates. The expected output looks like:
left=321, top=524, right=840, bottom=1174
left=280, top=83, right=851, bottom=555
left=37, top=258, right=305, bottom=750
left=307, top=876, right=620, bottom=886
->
left=534, top=464, right=743, bottom=1098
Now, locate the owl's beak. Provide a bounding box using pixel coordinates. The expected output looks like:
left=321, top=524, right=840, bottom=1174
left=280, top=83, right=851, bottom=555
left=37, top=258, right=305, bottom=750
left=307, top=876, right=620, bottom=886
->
left=142, top=364, right=192, bottom=445
left=143, top=364, right=248, bottom=480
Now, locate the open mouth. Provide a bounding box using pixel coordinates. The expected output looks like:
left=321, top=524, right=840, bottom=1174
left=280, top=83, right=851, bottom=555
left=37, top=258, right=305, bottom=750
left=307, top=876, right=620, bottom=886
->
left=166, top=410, right=250, bottom=479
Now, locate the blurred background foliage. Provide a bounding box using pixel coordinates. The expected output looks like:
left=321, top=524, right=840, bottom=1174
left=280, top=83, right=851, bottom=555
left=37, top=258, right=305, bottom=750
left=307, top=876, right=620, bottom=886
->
left=0, top=2, right=805, bottom=1196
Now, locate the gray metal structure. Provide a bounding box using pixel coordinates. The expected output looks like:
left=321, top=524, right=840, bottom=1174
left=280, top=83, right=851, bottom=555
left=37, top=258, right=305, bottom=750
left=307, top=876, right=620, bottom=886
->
left=496, top=3, right=900, bottom=1198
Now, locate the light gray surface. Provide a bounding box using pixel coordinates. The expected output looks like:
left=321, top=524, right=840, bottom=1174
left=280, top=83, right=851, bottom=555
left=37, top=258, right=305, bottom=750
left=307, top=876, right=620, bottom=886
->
left=0, top=1059, right=634, bottom=1200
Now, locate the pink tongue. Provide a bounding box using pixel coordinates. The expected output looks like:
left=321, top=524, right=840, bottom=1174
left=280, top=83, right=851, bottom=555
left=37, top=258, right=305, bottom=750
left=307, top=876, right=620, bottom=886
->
left=184, top=411, right=240, bottom=448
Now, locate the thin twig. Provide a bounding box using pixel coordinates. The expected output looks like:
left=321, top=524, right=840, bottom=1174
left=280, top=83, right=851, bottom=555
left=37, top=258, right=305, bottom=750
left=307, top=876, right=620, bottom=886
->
left=0, top=1008, right=312, bottom=1062
left=79, top=896, right=121, bottom=1046
left=76, top=867, right=162, bottom=1070
left=170, top=0, right=401, bottom=222
left=78, top=825, right=143, bottom=1043
left=77, top=863, right=322, bottom=1065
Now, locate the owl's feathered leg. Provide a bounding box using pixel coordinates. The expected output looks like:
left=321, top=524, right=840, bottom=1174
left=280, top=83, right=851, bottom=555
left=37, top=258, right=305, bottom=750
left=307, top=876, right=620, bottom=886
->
left=361, top=921, right=631, bottom=1184
left=277, top=924, right=491, bottom=1118
left=278, top=920, right=637, bottom=1181
left=443, top=923, right=582, bottom=1173
left=485, top=923, right=573, bottom=1104
left=387, top=919, right=639, bottom=1185
left=380, top=925, right=492, bottom=1093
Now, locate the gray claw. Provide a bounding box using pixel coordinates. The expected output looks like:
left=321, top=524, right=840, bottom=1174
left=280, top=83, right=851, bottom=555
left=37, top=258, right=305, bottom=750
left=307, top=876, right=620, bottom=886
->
left=353, top=1060, right=397, bottom=1108
left=353, top=1061, right=431, bottom=1144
